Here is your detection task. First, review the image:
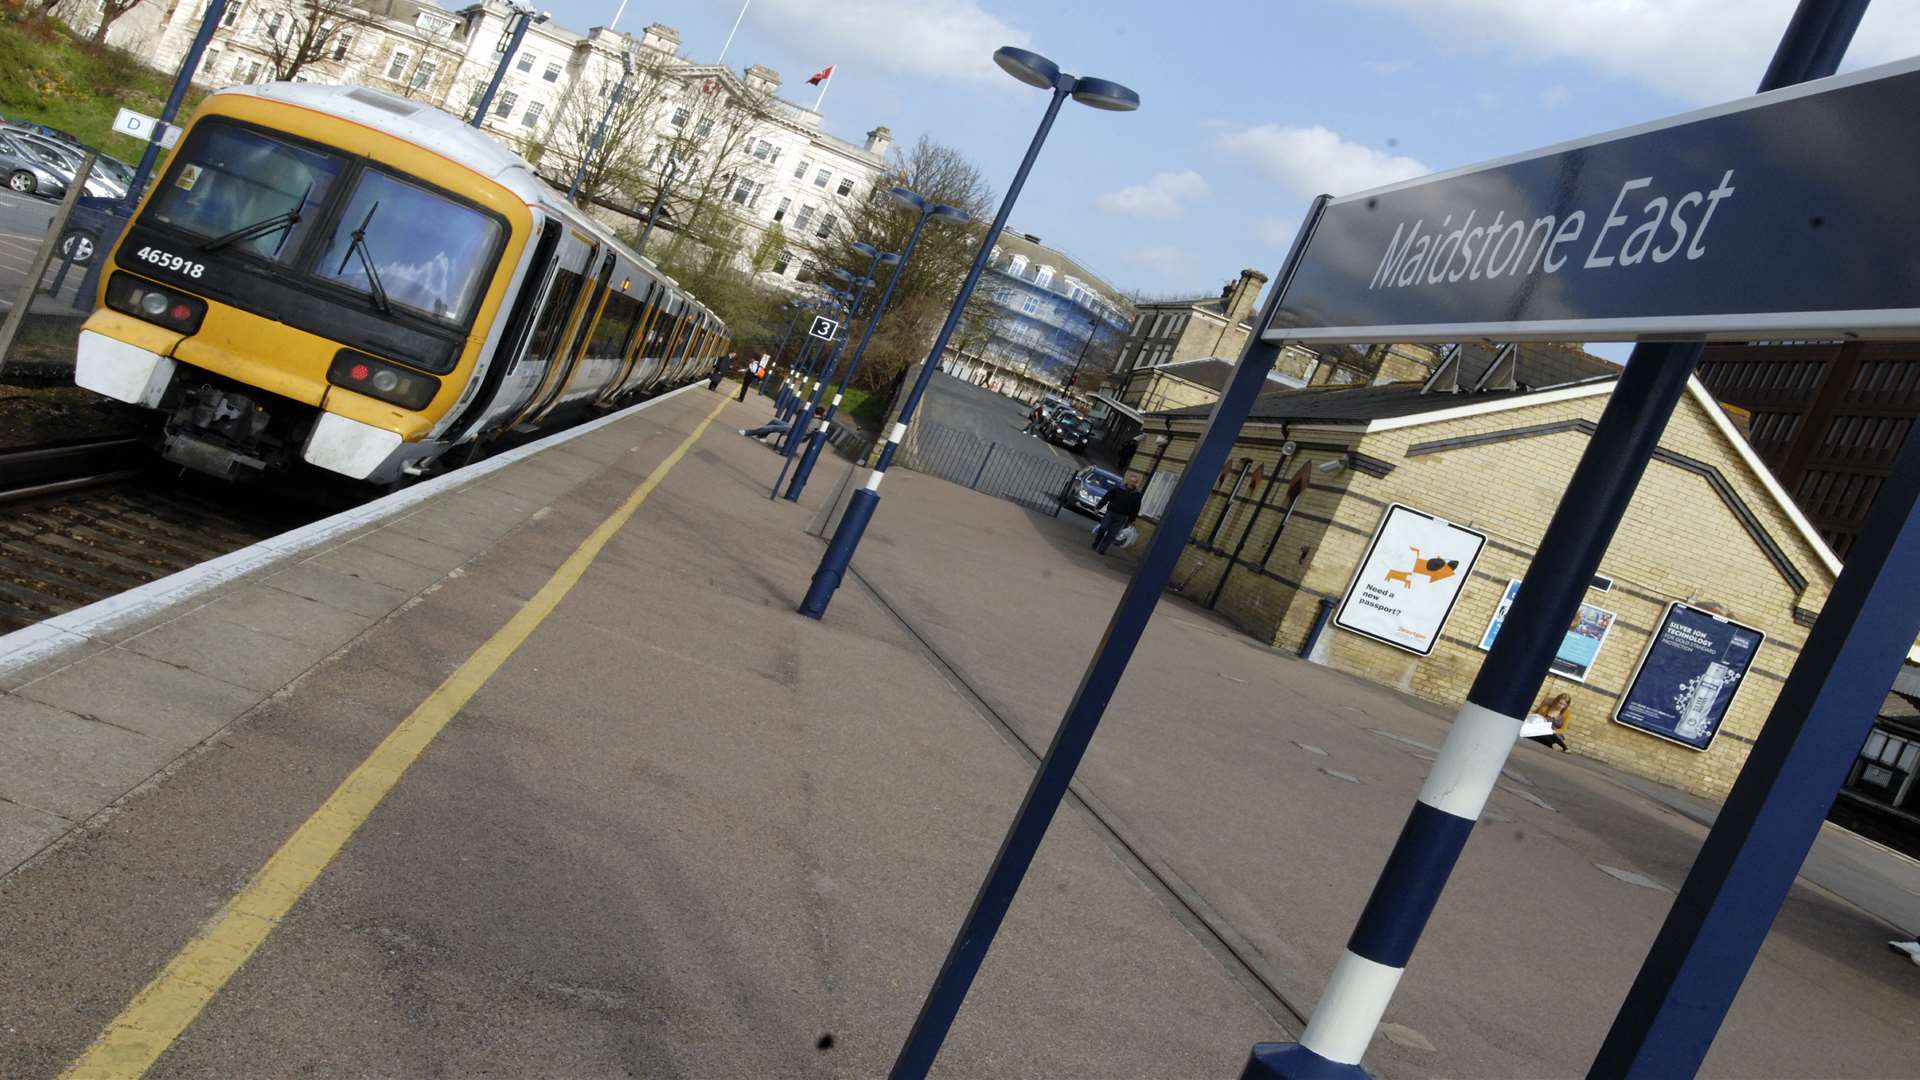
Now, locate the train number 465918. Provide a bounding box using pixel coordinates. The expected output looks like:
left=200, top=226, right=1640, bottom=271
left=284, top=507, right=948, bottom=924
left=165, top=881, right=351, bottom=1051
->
left=134, top=246, right=205, bottom=279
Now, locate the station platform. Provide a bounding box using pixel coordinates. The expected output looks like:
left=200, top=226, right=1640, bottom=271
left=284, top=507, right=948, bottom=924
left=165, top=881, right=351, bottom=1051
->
left=0, top=381, right=1914, bottom=1077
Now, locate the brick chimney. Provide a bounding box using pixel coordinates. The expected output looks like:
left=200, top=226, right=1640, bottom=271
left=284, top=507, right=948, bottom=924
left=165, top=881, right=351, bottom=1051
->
left=864, top=125, right=892, bottom=157
left=1223, top=268, right=1269, bottom=324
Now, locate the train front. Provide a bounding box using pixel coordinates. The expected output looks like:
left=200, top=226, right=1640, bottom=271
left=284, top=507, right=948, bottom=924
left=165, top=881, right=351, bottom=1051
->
left=75, top=86, right=531, bottom=484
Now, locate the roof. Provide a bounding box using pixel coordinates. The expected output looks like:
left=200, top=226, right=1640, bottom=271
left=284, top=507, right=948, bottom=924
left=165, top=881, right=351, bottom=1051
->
left=989, top=229, right=1127, bottom=309
left=1156, top=377, right=1606, bottom=424
left=1144, top=357, right=1304, bottom=395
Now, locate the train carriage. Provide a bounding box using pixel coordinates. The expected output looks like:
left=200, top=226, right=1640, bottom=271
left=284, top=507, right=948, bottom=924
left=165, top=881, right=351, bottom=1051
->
left=74, top=82, right=726, bottom=484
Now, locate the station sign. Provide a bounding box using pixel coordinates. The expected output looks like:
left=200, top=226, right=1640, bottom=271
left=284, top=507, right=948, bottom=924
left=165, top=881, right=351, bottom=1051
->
left=1262, top=57, right=1920, bottom=345
left=111, top=107, right=181, bottom=149
left=808, top=315, right=840, bottom=341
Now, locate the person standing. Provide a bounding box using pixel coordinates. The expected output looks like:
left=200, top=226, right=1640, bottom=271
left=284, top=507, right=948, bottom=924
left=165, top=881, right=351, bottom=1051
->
left=1092, top=474, right=1143, bottom=554
left=708, top=349, right=737, bottom=392
left=736, top=353, right=766, bottom=402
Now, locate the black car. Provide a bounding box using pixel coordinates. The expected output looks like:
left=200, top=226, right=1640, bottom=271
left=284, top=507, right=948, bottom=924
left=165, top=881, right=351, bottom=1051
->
left=1062, top=466, right=1123, bottom=518
left=1045, top=410, right=1091, bottom=451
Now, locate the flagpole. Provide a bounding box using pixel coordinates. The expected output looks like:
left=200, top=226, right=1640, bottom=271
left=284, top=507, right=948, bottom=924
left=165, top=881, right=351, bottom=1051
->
left=813, top=67, right=832, bottom=111
left=715, top=0, right=749, bottom=64
left=608, top=0, right=628, bottom=31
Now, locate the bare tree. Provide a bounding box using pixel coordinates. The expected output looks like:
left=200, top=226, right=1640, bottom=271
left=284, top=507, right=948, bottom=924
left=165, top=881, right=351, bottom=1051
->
left=86, top=0, right=149, bottom=43
left=519, top=48, right=670, bottom=207
left=250, top=0, right=380, bottom=81
left=628, top=72, right=779, bottom=275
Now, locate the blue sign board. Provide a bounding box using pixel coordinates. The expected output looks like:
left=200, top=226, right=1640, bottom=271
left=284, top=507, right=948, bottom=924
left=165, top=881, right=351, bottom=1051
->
left=1614, top=603, right=1766, bottom=751
left=1262, top=58, right=1920, bottom=345
left=1479, top=579, right=1616, bottom=682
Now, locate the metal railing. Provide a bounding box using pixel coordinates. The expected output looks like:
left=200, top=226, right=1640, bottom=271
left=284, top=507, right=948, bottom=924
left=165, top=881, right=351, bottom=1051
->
left=896, top=419, right=1073, bottom=516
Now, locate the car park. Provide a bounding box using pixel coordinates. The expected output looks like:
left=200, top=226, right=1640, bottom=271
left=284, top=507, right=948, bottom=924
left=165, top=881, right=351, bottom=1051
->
left=0, top=131, right=73, bottom=198
left=1061, top=465, right=1123, bottom=517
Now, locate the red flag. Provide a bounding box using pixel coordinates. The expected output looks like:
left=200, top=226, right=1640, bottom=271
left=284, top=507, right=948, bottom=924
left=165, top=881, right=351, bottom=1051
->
left=807, top=65, right=834, bottom=86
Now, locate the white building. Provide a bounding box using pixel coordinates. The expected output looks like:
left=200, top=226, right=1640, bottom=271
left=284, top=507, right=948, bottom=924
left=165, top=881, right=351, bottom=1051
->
left=93, top=0, right=891, bottom=288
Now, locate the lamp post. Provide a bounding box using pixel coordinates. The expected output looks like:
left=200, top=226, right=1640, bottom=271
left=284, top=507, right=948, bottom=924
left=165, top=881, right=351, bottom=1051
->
left=471, top=4, right=548, bottom=129
left=773, top=280, right=870, bottom=498
left=779, top=292, right=842, bottom=426
left=635, top=155, right=685, bottom=257
left=786, top=192, right=968, bottom=501
left=800, top=46, right=1136, bottom=623
left=567, top=48, right=636, bottom=202
left=123, top=0, right=228, bottom=207
left=764, top=301, right=805, bottom=406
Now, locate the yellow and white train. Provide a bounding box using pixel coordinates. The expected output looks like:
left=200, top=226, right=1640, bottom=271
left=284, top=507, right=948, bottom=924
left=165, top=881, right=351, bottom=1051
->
left=75, top=82, right=729, bottom=484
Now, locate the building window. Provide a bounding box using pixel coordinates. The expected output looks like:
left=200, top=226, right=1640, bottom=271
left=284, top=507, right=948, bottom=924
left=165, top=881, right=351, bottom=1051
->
left=244, top=59, right=264, bottom=82
left=815, top=213, right=836, bottom=239
left=670, top=106, right=689, bottom=127
left=1848, top=727, right=1920, bottom=809
left=521, top=100, right=544, bottom=127
left=1022, top=295, right=1043, bottom=315
left=494, top=90, right=518, bottom=118
left=751, top=138, right=771, bottom=159
left=1034, top=265, right=1054, bottom=288
left=793, top=204, right=816, bottom=232
left=772, top=197, right=790, bottom=222
left=220, top=1, right=242, bottom=27
left=731, top=177, right=755, bottom=206
left=1151, top=312, right=1169, bottom=336
left=694, top=118, right=712, bottom=138
left=410, top=58, right=437, bottom=90
left=1008, top=254, right=1028, bottom=277
left=773, top=249, right=793, bottom=275
left=515, top=51, right=534, bottom=73
left=331, top=32, right=353, bottom=61
left=201, top=47, right=221, bottom=76
left=813, top=167, right=831, bottom=188
left=261, top=11, right=282, bottom=38
left=990, top=245, right=1001, bottom=263
left=835, top=177, right=854, bottom=197
left=543, top=61, right=562, bottom=82
left=386, top=51, right=410, bottom=81
left=794, top=157, right=812, bottom=180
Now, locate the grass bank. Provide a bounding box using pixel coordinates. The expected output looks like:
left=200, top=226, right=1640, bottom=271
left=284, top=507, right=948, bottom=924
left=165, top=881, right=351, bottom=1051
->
left=0, top=14, right=198, bottom=152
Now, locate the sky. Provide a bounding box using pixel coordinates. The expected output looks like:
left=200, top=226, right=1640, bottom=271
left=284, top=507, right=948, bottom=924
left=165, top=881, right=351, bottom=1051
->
left=540, top=0, right=1918, bottom=312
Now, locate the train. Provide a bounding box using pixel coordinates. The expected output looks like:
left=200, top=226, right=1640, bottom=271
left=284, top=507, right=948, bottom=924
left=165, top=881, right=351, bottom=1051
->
left=73, top=82, right=730, bottom=485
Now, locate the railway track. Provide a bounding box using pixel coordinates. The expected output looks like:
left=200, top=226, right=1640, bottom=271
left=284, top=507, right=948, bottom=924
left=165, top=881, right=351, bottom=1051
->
left=0, top=440, right=324, bottom=634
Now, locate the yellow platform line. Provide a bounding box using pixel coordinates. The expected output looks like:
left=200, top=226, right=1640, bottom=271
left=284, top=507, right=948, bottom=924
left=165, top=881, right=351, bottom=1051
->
left=62, top=395, right=730, bottom=1080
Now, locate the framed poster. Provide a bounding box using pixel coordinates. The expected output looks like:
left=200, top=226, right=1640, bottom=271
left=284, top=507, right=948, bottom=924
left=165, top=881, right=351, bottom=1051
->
left=1478, top=579, right=1618, bottom=682
left=1614, top=602, right=1766, bottom=751
left=1334, top=503, right=1487, bottom=656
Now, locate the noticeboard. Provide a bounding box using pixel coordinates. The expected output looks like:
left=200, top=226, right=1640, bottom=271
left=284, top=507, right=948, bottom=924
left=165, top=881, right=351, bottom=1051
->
left=808, top=315, right=840, bottom=341
left=1479, top=579, right=1617, bottom=682
left=1261, top=58, right=1920, bottom=345
left=1614, top=602, right=1766, bottom=751
left=1334, top=503, right=1487, bottom=656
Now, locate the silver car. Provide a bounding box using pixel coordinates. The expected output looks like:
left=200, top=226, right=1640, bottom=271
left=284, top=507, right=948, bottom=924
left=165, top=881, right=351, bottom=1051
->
left=0, top=131, right=72, bottom=198
left=0, top=128, right=125, bottom=199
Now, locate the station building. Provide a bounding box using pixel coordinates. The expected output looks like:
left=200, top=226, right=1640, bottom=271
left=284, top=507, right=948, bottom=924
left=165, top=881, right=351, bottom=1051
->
left=1125, top=347, right=1840, bottom=802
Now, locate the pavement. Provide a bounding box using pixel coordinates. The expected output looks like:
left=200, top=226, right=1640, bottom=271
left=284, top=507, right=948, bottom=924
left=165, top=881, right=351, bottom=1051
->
left=0, top=380, right=1914, bottom=1077
left=0, top=187, right=90, bottom=319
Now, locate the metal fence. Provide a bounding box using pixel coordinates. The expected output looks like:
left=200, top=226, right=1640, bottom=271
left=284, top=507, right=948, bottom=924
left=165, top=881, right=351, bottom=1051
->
left=897, top=420, right=1074, bottom=516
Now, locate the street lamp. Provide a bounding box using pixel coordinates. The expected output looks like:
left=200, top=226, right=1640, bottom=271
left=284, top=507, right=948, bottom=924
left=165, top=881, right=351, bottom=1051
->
left=786, top=195, right=970, bottom=501
left=472, top=4, right=549, bottom=129
left=772, top=277, right=872, bottom=498
left=777, top=292, right=843, bottom=424
left=635, top=154, right=687, bottom=257
left=567, top=48, right=636, bottom=202
left=799, top=46, right=1137, bottom=623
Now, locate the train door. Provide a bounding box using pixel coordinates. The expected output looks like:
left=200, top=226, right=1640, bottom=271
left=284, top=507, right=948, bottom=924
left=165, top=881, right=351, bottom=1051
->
left=510, top=245, right=615, bottom=431
left=596, top=278, right=657, bottom=406
left=444, top=216, right=565, bottom=445
left=468, top=230, right=596, bottom=441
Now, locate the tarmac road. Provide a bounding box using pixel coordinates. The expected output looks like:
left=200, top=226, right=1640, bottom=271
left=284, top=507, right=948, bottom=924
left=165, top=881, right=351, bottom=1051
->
left=0, top=186, right=92, bottom=317
left=918, top=371, right=1089, bottom=468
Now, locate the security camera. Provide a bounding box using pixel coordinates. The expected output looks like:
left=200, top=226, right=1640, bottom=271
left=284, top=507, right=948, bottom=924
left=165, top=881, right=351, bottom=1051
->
left=1316, top=455, right=1347, bottom=475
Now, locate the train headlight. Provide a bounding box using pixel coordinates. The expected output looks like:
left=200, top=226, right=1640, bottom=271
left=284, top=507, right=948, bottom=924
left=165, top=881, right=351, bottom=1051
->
left=105, top=272, right=206, bottom=334
left=327, top=350, right=439, bottom=411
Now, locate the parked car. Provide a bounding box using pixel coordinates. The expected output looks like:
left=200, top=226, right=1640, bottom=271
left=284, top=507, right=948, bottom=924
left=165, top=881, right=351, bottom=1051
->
left=0, top=130, right=73, bottom=198
left=1061, top=466, right=1124, bottom=518
left=1044, top=409, right=1093, bottom=452
left=1, top=127, right=126, bottom=199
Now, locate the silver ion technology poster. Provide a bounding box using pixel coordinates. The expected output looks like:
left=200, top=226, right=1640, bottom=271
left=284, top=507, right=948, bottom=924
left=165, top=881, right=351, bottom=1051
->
left=1334, top=504, right=1488, bottom=656
left=1614, top=602, right=1766, bottom=751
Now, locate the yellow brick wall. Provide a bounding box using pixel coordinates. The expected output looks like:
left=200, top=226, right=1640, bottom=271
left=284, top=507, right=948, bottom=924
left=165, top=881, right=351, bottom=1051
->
left=1132, top=385, right=1837, bottom=804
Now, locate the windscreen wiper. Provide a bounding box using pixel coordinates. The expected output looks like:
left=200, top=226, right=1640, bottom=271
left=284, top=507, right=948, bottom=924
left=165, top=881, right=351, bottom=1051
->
left=199, top=183, right=312, bottom=253
left=335, top=201, right=391, bottom=315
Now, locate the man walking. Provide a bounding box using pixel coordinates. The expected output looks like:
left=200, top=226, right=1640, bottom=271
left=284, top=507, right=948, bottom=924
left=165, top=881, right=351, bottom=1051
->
left=708, top=349, right=737, bottom=392
left=1092, top=473, right=1143, bottom=554
left=736, top=353, right=767, bottom=403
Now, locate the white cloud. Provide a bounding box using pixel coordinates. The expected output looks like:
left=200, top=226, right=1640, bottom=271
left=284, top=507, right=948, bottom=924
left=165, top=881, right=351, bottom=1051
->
left=1350, top=0, right=1920, bottom=103
left=1217, top=124, right=1431, bottom=199
left=1256, top=217, right=1299, bottom=248
left=1095, top=171, right=1211, bottom=219
left=748, top=0, right=1031, bottom=84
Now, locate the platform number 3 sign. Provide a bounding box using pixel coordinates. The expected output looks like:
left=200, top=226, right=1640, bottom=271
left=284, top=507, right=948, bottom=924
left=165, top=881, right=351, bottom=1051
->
left=808, top=316, right=840, bottom=341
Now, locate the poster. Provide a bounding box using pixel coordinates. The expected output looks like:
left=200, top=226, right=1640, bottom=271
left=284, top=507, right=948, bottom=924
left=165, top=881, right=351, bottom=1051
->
left=1334, top=504, right=1487, bottom=656
left=1614, top=602, right=1766, bottom=751
left=1478, top=579, right=1617, bottom=682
